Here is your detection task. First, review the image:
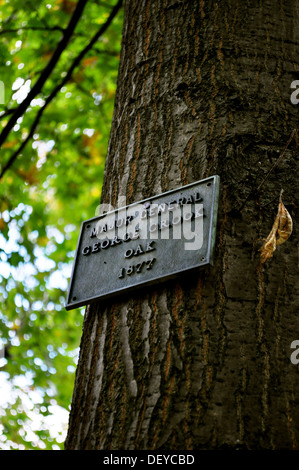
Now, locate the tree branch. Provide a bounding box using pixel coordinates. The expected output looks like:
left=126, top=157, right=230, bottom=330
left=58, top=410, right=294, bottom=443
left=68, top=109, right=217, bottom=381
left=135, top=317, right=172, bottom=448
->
left=91, top=46, right=120, bottom=57
left=0, top=108, right=16, bottom=118
left=0, top=25, right=65, bottom=35
left=0, top=0, right=124, bottom=180
left=0, top=0, right=89, bottom=150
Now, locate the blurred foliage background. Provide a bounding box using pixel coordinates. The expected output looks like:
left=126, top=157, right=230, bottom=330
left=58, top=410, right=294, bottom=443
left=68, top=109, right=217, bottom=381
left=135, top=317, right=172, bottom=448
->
left=0, top=0, right=123, bottom=449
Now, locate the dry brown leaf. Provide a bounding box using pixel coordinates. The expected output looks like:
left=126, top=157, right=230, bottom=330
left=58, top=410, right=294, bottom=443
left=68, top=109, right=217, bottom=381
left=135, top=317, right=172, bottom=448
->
left=260, top=190, right=293, bottom=263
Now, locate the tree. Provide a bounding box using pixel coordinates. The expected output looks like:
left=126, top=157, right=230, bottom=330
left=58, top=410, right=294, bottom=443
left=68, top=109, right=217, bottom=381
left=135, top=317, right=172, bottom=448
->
left=65, top=0, right=299, bottom=450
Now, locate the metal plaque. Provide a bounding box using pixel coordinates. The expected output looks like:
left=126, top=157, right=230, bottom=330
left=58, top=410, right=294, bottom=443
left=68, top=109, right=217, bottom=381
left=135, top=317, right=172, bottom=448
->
left=66, top=175, right=220, bottom=310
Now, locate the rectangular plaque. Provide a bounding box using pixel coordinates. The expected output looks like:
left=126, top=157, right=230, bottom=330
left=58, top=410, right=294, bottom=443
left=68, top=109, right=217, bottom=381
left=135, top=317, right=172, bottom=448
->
left=66, top=175, right=220, bottom=310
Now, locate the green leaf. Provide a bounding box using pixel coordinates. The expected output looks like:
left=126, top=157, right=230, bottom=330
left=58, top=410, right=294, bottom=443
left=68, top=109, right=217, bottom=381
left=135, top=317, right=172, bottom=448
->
left=0, top=0, right=123, bottom=450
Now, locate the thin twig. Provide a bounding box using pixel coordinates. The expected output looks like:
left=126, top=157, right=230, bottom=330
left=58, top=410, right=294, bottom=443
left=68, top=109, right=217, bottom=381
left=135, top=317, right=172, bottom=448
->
left=0, top=0, right=124, bottom=180
left=0, top=108, right=16, bottom=117
left=238, top=129, right=297, bottom=212
left=0, top=26, right=65, bottom=35
left=0, top=0, right=89, bottom=150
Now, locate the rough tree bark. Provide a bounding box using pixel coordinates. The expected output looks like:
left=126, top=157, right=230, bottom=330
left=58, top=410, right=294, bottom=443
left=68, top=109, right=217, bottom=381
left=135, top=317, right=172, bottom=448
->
left=65, top=0, right=299, bottom=450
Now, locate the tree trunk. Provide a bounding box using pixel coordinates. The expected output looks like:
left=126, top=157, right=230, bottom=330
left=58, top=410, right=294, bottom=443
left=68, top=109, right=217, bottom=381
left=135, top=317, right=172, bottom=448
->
left=65, top=0, right=299, bottom=450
